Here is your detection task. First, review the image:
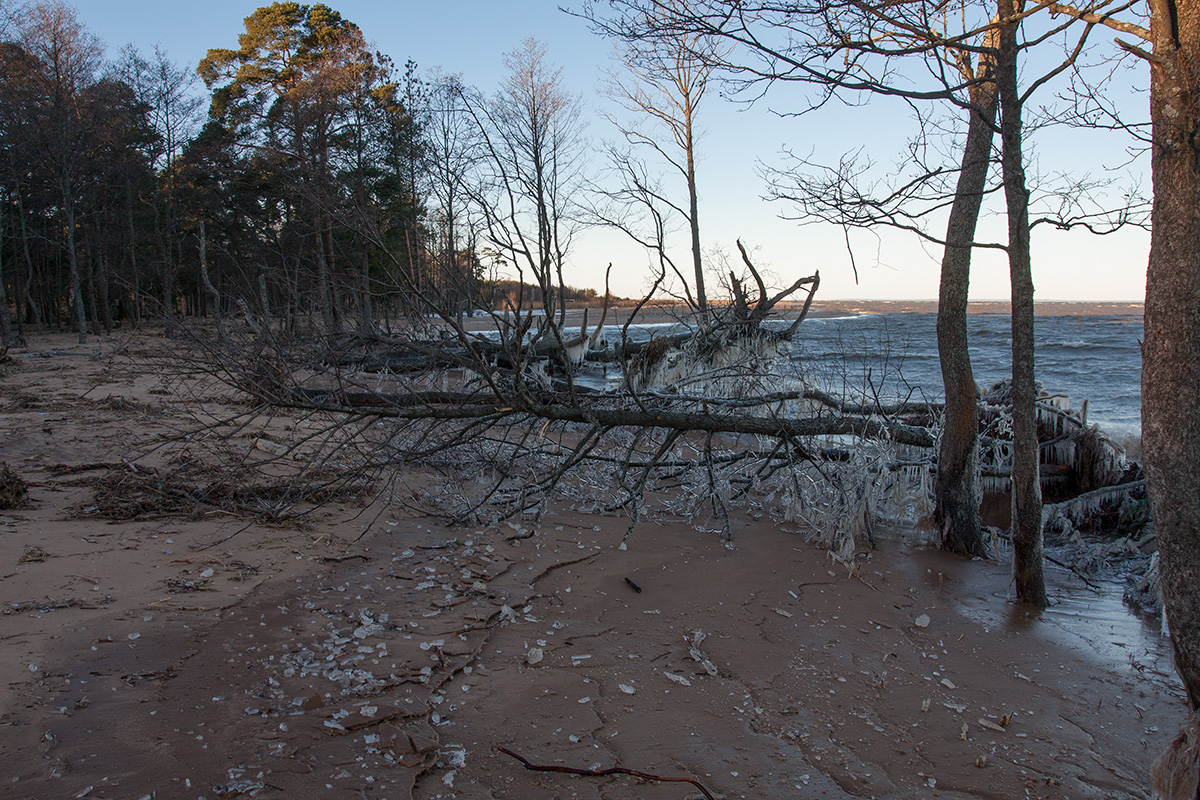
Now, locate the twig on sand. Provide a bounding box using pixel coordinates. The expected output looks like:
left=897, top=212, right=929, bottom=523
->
left=497, top=745, right=717, bottom=799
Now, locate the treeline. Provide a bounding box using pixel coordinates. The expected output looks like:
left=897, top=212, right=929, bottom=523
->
left=0, top=1, right=525, bottom=346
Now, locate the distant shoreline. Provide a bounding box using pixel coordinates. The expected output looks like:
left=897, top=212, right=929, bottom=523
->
left=808, top=299, right=1145, bottom=317
left=461, top=299, right=1143, bottom=332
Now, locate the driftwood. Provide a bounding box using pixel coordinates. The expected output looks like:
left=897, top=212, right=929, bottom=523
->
left=1042, top=479, right=1146, bottom=528
left=732, top=238, right=820, bottom=336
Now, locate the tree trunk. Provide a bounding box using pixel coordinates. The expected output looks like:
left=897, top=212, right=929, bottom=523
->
left=935, top=46, right=998, bottom=557
left=997, top=0, right=1047, bottom=607
left=84, top=239, right=101, bottom=337
left=359, top=247, right=373, bottom=333
left=62, top=179, right=87, bottom=344
left=198, top=220, right=226, bottom=342
left=153, top=182, right=176, bottom=337
left=314, top=213, right=336, bottom=333
left=685, top=118, right=706, bottom=314
left=17, top=191, right=42, bottom=335
left=1145, top=0, right=1200, bottom=714
left=259, top=272, right=272, bottom=330
left=12, top=201, right=26, bottom=345
left=98, top=252, right=112, bottom=334
left=125, top=185, right=140, bottom=329
left=1144, top=3, right=1200, bottom=794
left=0, top=197, right=13, bottom=348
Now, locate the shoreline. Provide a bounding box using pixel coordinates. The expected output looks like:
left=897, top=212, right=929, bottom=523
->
left=0, top=332, right=1178, bottom=799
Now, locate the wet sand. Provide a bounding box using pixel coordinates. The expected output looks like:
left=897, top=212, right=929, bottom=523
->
left=0, top=331, right=1180, bottom=799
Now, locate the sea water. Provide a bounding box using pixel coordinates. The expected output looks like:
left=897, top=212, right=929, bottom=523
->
left=791, top=308, right=1144, bottom=441
left=574, top=304, right=1144, bottom=445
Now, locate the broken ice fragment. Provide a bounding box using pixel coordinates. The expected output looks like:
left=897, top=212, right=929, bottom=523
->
left=914, top=614, right=931, bottom=628
left=662, top=672, right=692, bottom=687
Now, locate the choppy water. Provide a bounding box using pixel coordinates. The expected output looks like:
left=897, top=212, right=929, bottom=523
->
left=578, top=306, right=1144, bottom=444
left=792, top=309, right=1144, bottom=440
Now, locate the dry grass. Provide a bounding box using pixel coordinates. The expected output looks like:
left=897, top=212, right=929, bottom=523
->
left=79, top=462, right=375, bottom=523
left=0, top=463, right=29, bottom=510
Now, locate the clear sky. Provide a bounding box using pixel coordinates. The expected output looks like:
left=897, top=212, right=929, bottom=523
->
left=69, top=0, right=1151, bottom=302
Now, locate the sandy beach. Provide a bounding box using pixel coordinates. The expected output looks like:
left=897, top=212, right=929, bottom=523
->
left=0, top=330, right=1181, bottom=799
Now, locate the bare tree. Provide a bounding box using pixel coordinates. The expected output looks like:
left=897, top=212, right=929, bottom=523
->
left=116, top=44, right=201, bottom=334
left=588, top=0, right=719, bottom=312
left=464, top=37, right=586, bottom=333
left=995, top=0, right=1046, bottom=605
left=18, top=0, right=103, bottom=343
left=424, top=71, right=484, bottom=316
left=935, top=25, right=999, bottom=558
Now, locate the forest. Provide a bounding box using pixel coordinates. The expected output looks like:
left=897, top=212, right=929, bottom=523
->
left=2, top=0, right=1200, bottom=795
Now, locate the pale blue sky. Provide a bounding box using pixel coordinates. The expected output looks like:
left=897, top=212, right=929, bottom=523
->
left=71, top=0, right=1151, bottom=302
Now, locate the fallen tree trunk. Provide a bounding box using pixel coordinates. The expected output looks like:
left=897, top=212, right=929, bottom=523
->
left=274, top=387, right=938, bottom=448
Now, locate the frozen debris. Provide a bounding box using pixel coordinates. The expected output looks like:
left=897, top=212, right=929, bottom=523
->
left=443, top=747, right=467, bottom=769
left=526, top=647, right=544, bottom=665
left=773, top=607, right=793, bottom=618
left=619, top=683, right=636, bottom=695
left=914, top=614, right=931, bottom=628
left=940, top=678, right=957, bottom=690
left=662, top=671, right=692, bottom=687
left=687, top=630, right=718, bottom=677
left=978, top=717, right=1007, bottom=732
left=499, top=605, right=518, bottom=623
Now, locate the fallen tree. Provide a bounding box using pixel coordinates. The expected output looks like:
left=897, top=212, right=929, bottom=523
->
left=160, top=243, right=1140, bottom=569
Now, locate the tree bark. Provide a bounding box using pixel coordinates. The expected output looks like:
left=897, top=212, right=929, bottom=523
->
left=997, top=0, right=1047, bottom=607
left=1145, top=0, right=1200, bottom=711
left=935, top=44, right=999, bottom=557
left=685, top=114, right=706, bottom=314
